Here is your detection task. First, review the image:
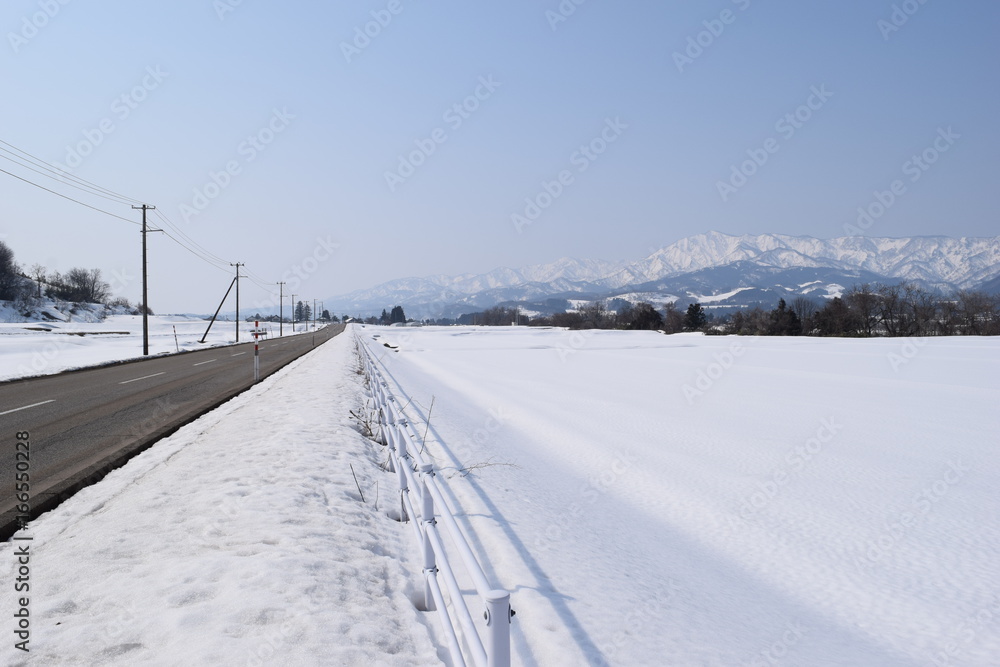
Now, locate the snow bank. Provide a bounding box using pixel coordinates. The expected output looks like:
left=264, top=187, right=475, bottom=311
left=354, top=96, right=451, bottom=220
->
left=363, top=326, right=1000, bottom=666
left=1, top=331, right=442, bottom=665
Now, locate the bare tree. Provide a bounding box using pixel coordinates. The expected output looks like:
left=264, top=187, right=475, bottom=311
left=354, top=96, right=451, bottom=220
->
left=64, top=267, right=110, bottom=303
left=662, top=301, right=684, bottom=333
left=845, top=284, right=880, bottom=336
left=875, top=283, right=905, bottom=336
left=29, top=263, right=46, bottom=298
left=791, top=296, right=817, bottom=322
left=579, top=301, right=612, bottom=329
left=903, top=283, right=936, bottom=336
left=956, top=291, right=996, bottom=335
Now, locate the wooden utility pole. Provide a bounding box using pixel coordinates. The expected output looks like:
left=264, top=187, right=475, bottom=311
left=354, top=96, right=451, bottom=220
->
left=277, top=281, right=285, bottom=336
left=132, top=204, right=156, bottom=355
left=231, top=262, right=243, bottom=342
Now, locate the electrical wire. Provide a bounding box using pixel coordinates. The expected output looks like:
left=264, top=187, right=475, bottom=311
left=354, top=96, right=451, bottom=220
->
left=152, top=209, right=231, bottom=267
left=0, top=149, right=139, bottom=207
left=0, top=138, right=144, bottom=205
left=0, top=137, right=281, bottom=290
left=158, top=229, right=233, bottom=274
left=0, top=165, right=139, bottom=225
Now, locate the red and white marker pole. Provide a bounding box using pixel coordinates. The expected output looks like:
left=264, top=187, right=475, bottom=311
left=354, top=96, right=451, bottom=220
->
left=253, top=320, right=260, bottom=383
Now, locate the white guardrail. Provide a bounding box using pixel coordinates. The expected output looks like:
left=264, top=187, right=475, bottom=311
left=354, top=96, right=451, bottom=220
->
left=356, top=333, right=514, bottom=667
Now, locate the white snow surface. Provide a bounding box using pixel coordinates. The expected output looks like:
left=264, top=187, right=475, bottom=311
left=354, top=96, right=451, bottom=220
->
left=362, top=326, right=1000, bottom=666
left=689, top=286, right=754, bottom=303
left=2, top=324, right=998, bottom=666
left=1, top=331, right=442, bottom=665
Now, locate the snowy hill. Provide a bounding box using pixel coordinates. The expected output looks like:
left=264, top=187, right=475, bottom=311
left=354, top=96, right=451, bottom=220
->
left=0, top=298, right=124, bottom=325
left=327, top=233, right=1000, bottom=319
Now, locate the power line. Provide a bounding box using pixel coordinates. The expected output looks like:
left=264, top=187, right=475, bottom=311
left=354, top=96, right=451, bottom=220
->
left=0, top=149, right=139, bottom=206
left=152, top=209, right=230, bottom=267
left=0, top=138, right=144, bottom=205
left=0, top=137, right=282, bottom=305
left=0, top=165, right=138, bottom=225
left=158, top=229, right=232, bottom=273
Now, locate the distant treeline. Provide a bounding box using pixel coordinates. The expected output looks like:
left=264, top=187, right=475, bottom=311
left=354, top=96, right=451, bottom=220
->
left=438, top=281, right=1000, bottom=337
left=0, top=239, right=144, bottom=313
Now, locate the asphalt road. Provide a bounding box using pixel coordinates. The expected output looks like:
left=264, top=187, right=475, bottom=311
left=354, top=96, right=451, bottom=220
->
left=0, top=324, right=344, bottom=540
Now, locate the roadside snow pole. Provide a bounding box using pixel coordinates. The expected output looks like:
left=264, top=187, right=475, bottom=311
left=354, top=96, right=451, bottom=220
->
left=485, top=590, right=512, bottom=667
left=253, top=321, right=260, bottom=383
left=397, top=434, right=409, bottom=522
left=421, top=462, right=437, bottom=612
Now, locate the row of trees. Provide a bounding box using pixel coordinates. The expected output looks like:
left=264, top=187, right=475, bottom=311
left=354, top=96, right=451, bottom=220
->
left=447, top=281, right=998, bottom=337
left=723, top=283, right=999, bottom=336
left=341, top=305, right=408, bottom=326
left=246, top=310, right=340, bottom=324
left=1, top=240, right=119, bottom=306
left=528, top=302, right=691, bottom=331
left=380, top=306, right=406, bottom=325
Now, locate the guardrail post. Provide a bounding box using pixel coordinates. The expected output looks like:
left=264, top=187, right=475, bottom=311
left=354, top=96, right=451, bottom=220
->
left=485, top=590, right=512, bottom=667
left=420, top=462, right=437, bottom=612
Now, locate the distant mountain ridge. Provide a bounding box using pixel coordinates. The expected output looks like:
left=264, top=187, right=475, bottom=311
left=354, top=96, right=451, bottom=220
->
left=327, top=232, right=1000, bottom=319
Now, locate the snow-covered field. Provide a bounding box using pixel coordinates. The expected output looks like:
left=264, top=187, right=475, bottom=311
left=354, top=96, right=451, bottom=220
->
left=2, top=324, right=997, bottom=666
left=362, top=326, right=1000, bottom=666
left=0, top=313, right=301, bottom=382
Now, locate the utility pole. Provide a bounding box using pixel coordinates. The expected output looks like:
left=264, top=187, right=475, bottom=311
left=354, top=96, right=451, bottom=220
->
left=231, top=262, right=243, bottom=342
left=132, top=204, right=156, bottom=356
left=291, top=294, right=297, bottom=332
left=277, top=281, right=285, bottom=336
left=313, top=298, right=317, bottom=331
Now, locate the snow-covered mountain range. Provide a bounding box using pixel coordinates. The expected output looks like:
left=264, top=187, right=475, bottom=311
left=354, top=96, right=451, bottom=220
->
left=328, top=232, right=1000, bottom=319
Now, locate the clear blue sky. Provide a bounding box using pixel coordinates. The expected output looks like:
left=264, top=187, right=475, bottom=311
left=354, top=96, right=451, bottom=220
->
left=1, top=0, right=997, bottom=314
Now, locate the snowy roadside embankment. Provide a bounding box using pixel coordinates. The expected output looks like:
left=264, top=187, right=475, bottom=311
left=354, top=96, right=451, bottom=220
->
left=363, top=326, right=1000, bottom=666
left=1, top=330, right=442, bottom=665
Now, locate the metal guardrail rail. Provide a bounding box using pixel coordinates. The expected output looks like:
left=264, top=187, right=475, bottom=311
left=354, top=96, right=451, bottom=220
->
left=356, top=332, right=514, bottom=667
